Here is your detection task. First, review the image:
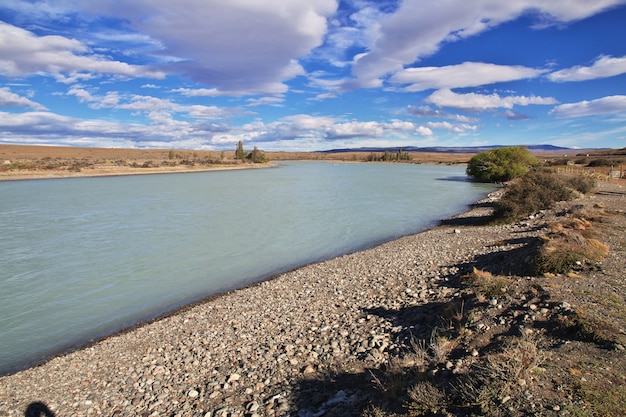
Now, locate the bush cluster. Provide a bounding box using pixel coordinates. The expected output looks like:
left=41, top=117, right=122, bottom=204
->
left=366, top=149, right=412, bottom=162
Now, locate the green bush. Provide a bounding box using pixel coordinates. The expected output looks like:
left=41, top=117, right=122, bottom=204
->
left=466, top=146, right=538, bottom=183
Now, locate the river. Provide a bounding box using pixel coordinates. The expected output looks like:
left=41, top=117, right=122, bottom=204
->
left=0, top=161, right=493, bottom=374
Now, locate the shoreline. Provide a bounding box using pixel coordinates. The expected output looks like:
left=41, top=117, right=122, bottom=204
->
left=0, top=190, right=501, bottom=406
left=1, top=182, right=624, bottom=416
left=0, top=162, right=276, bottom=182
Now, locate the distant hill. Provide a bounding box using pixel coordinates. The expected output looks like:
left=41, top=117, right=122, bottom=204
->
left=319, top=145, right=570, bottom=154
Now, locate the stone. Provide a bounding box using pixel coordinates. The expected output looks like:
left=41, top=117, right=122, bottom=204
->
left=227, top=373, right=240, bottom=383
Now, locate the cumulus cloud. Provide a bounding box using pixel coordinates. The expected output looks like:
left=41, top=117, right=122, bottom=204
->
left=390, top=62, right=544, bottom=91
left=0, top=21, right=165, bottom=79
left=0, top=87, right=47, bottom=110
left=407, top=105, right=477, bottom=123
left=171, top=88, right=222, bottom=97
left=550, top=95, right=626, bottom=118
left=246, top=97, right=285, bottom=107
left=350, top=0, right=626, bottom=86
left=426, top=121, right=478, bottom=134
left=0, top=109, right=232, bottom=148
left=0, top=111, right=144, bottom=139
left=220, top=114, right=432, bottom=145
left=502, top=109, right=530, bottom=120
left=66, top=88, right=243, bottom=120
left=548, top=55, right=626, bottom=82
left=77, top=0, right=338, bottom=95
left=425, top=88, right=557, bottom=111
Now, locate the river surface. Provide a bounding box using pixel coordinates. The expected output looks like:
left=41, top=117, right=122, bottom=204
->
left=0, top=161, right=493, bottom=374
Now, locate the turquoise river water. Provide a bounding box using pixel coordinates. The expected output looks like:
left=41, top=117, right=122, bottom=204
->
left=0, top=161, right=493, bottom=374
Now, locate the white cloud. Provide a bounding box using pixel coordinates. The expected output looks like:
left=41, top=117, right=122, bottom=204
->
left=548, top=55, right=626, bottom=82
left=390, top=62, right=545, bottom=91
left=327, top=121, right=384, bottom=139
left=350, top=0, right=626, bottom=87
left=550, top=95, right=626, bottom=118
left=67, top=86, right=96, bottom=103
left=66, top=88, right=242, bottom=120
left=502, top=109, right=530, bottom=120
left=78, top=0, right=338, bottom=95
left=425, top=88, right=557, bottom=111
left=172, top=88, right=222, bottom=97
left=0, top=109, right=231, bottom=149
left=312, top=4, right=386, bottom=68
left=186, top=105, right=240, bottom=119
left=0, top=87, right=47, bottom=110
left=416, top=125, right=434, bottom=136
left=115, top=95, right=175, bottom=112
left=426, top=121, right=479, bottom=134
left=246, top=97, right=285, bottom=107
left=0, top=21, right=165, bottom=79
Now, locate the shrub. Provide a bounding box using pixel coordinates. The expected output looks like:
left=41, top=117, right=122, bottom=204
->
left=586, top=158, right=621, bottom=167
left=466, top=146, right=538, bottom=183
left=565, top=175, right=596, bottom=194
left=492, top=170, right=573, bottom=223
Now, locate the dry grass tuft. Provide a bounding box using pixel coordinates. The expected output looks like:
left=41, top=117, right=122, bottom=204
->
left=407, top=381, right=449, bottom=416
left=429, top=333, right=455, bottom=364
left=555, top=308, right=624, bottom=346
left=463, top=267, right=513, bottom=298
left=531, top=218, right=609, bottom=275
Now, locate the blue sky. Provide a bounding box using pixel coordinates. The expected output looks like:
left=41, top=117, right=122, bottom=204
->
left=1, top=0, right=625, bottom=151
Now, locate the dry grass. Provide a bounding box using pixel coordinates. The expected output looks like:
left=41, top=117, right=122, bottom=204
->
left=452, top=336, right=543, bottom=415
left=555, top=307, right=624, bottom=346
left=531, top=220, right=609, bottom=275
left=463, top=267, right=513, bottom=298
left=407, top=381, right=449, bottom=415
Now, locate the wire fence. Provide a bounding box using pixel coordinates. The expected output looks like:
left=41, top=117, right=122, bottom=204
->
left=555, top=164, right=625, bottom=181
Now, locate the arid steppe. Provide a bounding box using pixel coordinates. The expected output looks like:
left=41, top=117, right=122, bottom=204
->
left=0, top=144, right=581, bottom=181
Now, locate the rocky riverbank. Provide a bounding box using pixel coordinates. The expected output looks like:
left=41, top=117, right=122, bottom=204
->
left=1, top=181, right=625, bottom=417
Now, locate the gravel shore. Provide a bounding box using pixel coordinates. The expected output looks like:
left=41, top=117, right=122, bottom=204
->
left=1, top=183, right=623, bottom=417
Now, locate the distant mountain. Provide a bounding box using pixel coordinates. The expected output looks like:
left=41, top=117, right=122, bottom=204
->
left=319, top=144, right=570, bottom=154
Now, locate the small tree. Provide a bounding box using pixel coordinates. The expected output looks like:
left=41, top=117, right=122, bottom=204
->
left=235, top=140, right=245, bottom=160
left=466, top=146, right=538, bottom=183
left=247, top=146, right=268, bottom=163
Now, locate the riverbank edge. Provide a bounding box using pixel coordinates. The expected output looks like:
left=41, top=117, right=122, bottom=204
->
left=0, top=162, right=277, bottom=182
